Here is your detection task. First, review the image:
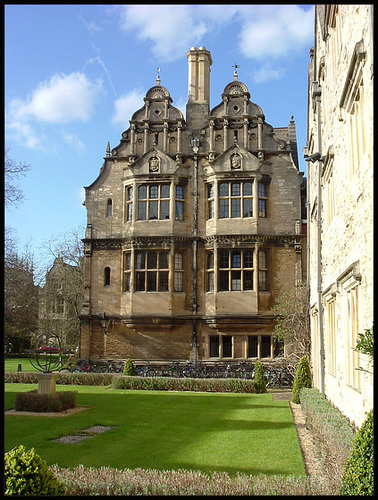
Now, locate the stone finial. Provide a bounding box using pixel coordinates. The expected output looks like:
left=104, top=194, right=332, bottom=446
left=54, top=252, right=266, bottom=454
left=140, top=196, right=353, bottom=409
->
left=106, top=142, right=111, bottom=157
left=156, top=67, right=161, bottom=86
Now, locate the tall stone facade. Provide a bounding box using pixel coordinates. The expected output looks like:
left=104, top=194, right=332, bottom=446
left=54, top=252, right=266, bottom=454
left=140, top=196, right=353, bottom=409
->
left=80, top=47, right=306, bottom=364
left=305, top=6, right=373, bottom=427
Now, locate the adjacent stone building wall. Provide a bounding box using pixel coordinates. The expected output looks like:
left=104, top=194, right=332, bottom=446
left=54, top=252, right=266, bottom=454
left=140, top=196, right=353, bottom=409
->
left=306, top=5, right=373, bottom=427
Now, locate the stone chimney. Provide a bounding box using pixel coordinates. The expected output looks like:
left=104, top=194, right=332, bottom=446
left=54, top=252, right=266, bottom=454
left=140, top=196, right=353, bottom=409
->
left=186, top=46, right=212, bottom=129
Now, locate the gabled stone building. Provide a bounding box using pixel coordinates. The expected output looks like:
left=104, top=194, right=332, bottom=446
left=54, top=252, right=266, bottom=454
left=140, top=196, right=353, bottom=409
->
left=305, top=5, right=373, bottom=427
left=80, top=47, right=306, bottom=363
left=39, top=257, right=83, bottom=350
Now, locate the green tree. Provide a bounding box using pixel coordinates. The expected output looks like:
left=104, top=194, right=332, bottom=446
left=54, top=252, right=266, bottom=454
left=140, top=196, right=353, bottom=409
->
left=291, top=355, right=312, bottom=404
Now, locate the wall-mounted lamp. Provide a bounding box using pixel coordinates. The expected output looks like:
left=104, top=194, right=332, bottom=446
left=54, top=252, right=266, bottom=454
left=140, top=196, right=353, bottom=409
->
left=100, top=312, right=109, bottom=335
left=304, top=152, right=325, bottom=163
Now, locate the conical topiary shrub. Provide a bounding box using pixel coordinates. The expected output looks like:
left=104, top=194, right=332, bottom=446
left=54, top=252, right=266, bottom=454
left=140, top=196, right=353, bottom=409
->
left=340, top=409, right=374, bottom=496
left=291, top=355, right=312, bottom=403
left=254, top=361, right=267, bottom=393
left=123, top=358, right=135, bottom=376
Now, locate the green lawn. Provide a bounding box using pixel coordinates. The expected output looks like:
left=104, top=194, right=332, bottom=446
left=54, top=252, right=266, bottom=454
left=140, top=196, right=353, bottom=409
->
left=5, top=358, right=43, bottom=373
left=4, top=384, right=305, bottom=477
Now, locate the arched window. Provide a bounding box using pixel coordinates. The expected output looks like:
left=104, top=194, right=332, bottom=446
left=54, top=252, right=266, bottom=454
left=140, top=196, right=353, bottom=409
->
left=106, top=199, right=113, bottom=217
left=104, top=267, right=111, bottom=286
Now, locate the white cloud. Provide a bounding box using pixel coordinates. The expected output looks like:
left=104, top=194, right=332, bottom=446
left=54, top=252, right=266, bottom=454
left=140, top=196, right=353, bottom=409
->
left=116, top=5, right=314, bottom=67
left=252, top=64, right=285, bottom=83
left=112, top=89, right=145, bottom=127
left=62, top=133, right=86, bottom=154
left=238, top=5, right=314, bottom=60
left=6, top=72, right=103, bottom=150
left=117, top=5, right=237, bottom=62
left=9, top=72, right=103, bottom=124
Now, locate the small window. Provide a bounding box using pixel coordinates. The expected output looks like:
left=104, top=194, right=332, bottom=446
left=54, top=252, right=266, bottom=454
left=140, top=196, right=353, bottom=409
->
left=104, top=267, right=111, bottom=286
left=106, top=199, right=112, bottom=217
left=259, top=251, right=268, bottom=291
left=209, top=336, right=220, bottom=358
left=261, top=336, right=271, bottom=358
left=174, top=253, right=184, bottom=292
left=222, top=336, right=233, bottom=358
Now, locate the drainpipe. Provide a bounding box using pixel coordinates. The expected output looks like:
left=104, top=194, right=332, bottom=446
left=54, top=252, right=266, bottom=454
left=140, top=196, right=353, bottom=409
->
left=314, top=82, right=325, bottom=395
left=191, top=137, right=200, bottom=363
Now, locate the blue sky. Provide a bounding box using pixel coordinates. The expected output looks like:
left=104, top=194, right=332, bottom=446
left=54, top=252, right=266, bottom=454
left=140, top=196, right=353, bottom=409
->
left=5, top=4, right=314, bottom=268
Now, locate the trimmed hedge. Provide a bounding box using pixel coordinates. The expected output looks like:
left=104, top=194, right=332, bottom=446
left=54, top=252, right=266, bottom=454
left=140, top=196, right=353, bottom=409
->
left=5, top=372, right=114, bottom=386
left=50, top=464, right=335, bottom=496
left=299, top=388, right=355, bottom=487
left=15, top=390, right=77, bottom=413
left=340, top=409, right=374, bottom=496
left=112, top=375, right=256, bottom=393
left=5, top=445, right=66, bottom=495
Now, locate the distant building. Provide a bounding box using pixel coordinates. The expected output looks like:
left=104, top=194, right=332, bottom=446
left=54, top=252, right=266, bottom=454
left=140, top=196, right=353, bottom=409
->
left=38, top=257, right=83, bottom=350
left=305, top=5, right=373, bottom=427
left=80, top=47, right=306, bottom=363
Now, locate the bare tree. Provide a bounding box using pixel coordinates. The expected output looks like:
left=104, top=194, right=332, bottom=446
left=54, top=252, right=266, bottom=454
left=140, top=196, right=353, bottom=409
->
left=5, top=147, right=30, bottom=208
left=4, top=232, right=39, bottom=353
left=271, top=283, right=311, bottom=362
left=38, top=226, right=85, bottom=350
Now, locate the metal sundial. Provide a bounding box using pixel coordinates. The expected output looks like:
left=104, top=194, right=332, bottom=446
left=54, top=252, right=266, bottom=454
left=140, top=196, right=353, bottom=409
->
left=29, top=333, right=67, bottom=373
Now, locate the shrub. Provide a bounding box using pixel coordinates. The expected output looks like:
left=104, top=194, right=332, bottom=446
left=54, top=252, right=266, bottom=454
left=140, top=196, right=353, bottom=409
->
left=340, top=409, right=374, bottom=496
left=291, top=355, right=311, bottom=403
left=14, top=390, right=76, bottom=412
left=123, top=358, right=135, bottom=376
left=4, top=371, right=114, bottom=386
left=112, top=375, right=255, bottom=393
left=254, top=361, right=266, bottom=394
left=300, top=388, right=355, bottom=488
left=5, top=445, right=66, bottom=495
left=51, top=464, right=332, bottom=496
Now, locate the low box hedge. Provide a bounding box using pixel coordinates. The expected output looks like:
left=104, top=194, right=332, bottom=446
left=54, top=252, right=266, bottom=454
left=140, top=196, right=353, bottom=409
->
left=14, top=390, right=77, bottom=413
left=5, top=372, right=114, bottom=386
left=299, top=388, right=355, bottom=486
left=112, top=375, right=256, bottom=393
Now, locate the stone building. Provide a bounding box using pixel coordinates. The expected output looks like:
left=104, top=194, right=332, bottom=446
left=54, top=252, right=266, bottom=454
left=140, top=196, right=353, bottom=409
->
left=305, top=5, right=373, bottom=427
left=39, top=257, right=83, bottom=350
left=80, top=47, right=306, bottom=364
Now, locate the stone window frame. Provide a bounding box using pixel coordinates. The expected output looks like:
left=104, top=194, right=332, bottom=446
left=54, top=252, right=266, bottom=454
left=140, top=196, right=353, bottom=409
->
left=209, top=335, right=233, bottom=359
left=137, top=183, right=171, bottom=221
left=134, top=250, right=169, bottom=293
left=337, top=263, right=362, bottom=392
left=323, top=286, right=337, bottom=377
left=125, top=186, right=133, bottom=222
left=104, top=267, right=111, bottom=287
left=247, top=335, right=274, bottom=359
left=218, top=248, right=254, bottom=292
left=258, top=250, right=268, bottom=291
left=106, top=199, right=113, bottom=218
left=218, top=180, right=253, bottom=219
left=258, top=182, right=267, bottom=218
left=174, top=252, right=184, bottom=292
left=339, top=40, right=367, bottom=176
left=321, top=147, right=335, bottom=229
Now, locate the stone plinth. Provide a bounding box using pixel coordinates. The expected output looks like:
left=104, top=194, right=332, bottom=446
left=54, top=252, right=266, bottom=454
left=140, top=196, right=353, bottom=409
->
left=37, top=372, right=59, bottom=395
